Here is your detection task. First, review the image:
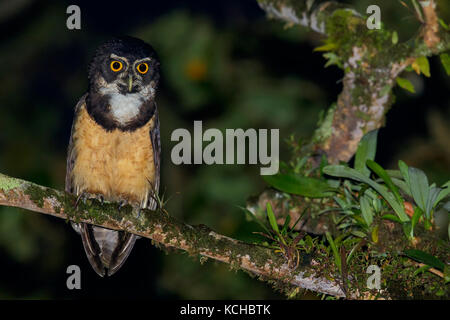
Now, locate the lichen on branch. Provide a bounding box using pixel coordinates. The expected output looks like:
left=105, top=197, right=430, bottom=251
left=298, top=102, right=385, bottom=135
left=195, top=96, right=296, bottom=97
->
left=0, top=172, right=346, bottom=298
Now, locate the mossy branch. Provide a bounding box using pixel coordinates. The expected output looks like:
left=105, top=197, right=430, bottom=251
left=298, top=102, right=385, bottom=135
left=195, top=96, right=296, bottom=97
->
left=0, top=172, right=347, bottom=298
left=257, top=0, right=450, bottom=163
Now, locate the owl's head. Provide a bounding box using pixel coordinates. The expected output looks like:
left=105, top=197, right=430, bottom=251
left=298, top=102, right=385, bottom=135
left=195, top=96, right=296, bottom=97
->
left=86, top=37, right=160, bottom=131
left=88, top=36, right=160, bottom=97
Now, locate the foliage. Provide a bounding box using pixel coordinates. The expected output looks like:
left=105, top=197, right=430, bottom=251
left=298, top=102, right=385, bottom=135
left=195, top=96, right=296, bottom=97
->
left=254, top=130, right=449, bottom=298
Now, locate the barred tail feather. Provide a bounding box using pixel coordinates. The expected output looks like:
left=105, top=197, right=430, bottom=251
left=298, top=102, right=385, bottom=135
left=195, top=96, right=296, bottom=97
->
left=75, top=222, right=137, bottom=276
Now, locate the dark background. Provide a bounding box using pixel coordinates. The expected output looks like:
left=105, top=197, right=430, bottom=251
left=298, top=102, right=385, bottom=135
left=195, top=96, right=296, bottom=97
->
left=0, top=0, right=448, bottom=299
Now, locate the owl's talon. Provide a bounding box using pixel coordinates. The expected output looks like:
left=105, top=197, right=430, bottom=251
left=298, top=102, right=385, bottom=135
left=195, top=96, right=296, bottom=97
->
left=117, top=200, right=128, bottom=212
left=74, top=192, right=90, bottom=209
left=74, top=193, right=84, bottom=209
left=136, top=207, right=142, bottom=219
left=97, top=195, right=105, bottom=205
left=74, top=192, right=105, bottom=209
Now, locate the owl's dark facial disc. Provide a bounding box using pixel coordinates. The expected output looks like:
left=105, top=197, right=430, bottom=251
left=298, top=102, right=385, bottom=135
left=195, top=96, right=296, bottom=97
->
left=86, top=36, right=160, bottom=131
left=89, top=36, right=160, bottom=95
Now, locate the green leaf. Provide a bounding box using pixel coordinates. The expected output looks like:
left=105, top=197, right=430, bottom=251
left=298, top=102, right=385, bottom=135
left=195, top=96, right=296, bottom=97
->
left=346, top=239, right=363, bottom=264
left=323, top=52, right=342, bottom=68
left=386, top=169, right=403, bottom=179
left=439, top=19, right=449, bottom=30
left=354, top=130, right=378, bottom=177
left=314, top=42, right=338, bottom=52
left=396, top=77, right=415, bottom=93
left=408, top=167, right=430, bottom=216
left=367, top=160, right=404, bottom=206
left=294, top=157, right=308, bottom=173
left=239, top=206, right=271, bottom=234
left=263, top=173, right=335, bottom=198
left=360, top=195, right=374, bottom=227
left=434, top=181, right=450, bottom=208
left=323, top=165, right=409, bottom=222
left=397, top=160, right=412, bottom=195
left=402, top=222, right=412, bottom=238
left=404, top=249, right=445, bottom=271
left=371, top=225, right=379, bottom=243
left=281, top=214, right=291, bottom=235
left=326, top=232, right=341, bottom=273
left=440, top=53, right=450, bottom=75
left=391, top=31, right=398, bottom=45
left=371, top=197, right=382, bottom=213
left=398, top=160, right=410, bottom=181
left=391, top=177, right=412, bottom=196
left=426, top=187, right=441, bottom=218
left=381, top=214, right=402, bottom=223
left=413, top=265, right=431, bottom=276
left=416, top=56, right=430, bottom=77
left=266, top=203, right=280, bottom=234
left=333, top=196, right=349, bottom=210
left=351, top=230, right=367, bottom=238
left=291, top=206, right=309, bottom=231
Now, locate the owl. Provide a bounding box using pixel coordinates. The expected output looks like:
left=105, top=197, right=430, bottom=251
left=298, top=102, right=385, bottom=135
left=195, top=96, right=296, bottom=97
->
left=65, top=36, right=161, bottom=276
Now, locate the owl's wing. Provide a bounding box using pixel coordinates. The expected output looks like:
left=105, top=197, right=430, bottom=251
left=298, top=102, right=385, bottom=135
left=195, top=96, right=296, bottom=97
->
left=65, top=93, right=87, bottom=194
left=147, top=105, right=161, bottom=210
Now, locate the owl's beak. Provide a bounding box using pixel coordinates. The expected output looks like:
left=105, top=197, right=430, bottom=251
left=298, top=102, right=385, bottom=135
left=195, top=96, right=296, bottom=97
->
left=128, top=75, right=134, bottom=93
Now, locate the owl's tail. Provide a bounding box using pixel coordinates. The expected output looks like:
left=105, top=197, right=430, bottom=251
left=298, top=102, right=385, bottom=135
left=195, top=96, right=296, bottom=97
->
left=73, top=222, right=137, bottom=277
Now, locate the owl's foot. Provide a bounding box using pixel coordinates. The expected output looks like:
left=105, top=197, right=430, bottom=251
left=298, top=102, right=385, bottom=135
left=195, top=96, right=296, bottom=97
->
left=74, top=192, right=105, bottom=209
left=136, top=207, right=142, bottom=219
left=117, top=199, right=142, bottom=218
left=117, top=199, right=129, bottom=212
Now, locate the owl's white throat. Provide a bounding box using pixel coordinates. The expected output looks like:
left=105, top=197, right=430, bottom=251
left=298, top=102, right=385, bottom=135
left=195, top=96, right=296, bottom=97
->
left=105, top=92, right=143, bottom=125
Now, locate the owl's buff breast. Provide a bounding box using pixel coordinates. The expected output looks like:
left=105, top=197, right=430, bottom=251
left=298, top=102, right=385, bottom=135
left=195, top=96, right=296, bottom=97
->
left=71, top=104, right=155, bottom=205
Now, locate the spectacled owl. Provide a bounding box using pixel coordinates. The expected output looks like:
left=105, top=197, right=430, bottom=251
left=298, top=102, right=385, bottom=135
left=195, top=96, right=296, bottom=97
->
left=65, top=36, right=161, bottom=276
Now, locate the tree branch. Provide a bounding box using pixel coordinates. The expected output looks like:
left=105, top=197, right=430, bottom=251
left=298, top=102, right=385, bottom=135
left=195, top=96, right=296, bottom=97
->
left=257, top=0, right=450, bottom=163
left=0, top=172, right=346, bottom=297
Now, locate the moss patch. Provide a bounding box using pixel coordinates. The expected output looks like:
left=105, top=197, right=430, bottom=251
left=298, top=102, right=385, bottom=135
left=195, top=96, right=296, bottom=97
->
left=0, top=173, right=22, bottom=192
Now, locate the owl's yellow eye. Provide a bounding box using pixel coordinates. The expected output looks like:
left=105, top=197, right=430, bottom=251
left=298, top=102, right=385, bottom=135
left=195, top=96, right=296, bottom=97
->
left=110, top=60, right=123, bottom=72
left=137, top=62, right=149, bottom=74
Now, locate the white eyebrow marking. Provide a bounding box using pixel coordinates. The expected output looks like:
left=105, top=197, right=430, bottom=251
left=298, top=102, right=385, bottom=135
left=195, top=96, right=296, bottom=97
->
left=134, top=57, right=151, bottom=64
left=133, top=57, right=151, bottom=69
left=132, top=58, right=151, bottom=77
